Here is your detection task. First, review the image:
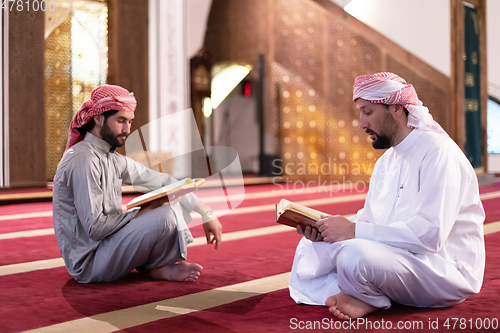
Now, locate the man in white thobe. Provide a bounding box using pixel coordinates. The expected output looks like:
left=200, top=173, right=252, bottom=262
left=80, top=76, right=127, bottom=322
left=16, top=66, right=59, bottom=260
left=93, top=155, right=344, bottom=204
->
left=53, top=84, right=222, bottom=283
left=288, top=72, right=485, bottom=320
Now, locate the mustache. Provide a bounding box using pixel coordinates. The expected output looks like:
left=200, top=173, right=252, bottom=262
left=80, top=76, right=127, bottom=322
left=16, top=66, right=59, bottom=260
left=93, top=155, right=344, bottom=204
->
left=365, top=129, right=377, bottom=135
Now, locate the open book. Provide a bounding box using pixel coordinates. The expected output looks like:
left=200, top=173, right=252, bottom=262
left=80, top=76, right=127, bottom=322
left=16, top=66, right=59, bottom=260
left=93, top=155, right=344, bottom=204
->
left=126, top=178, right=205, bottom=210
left=276, top=198, right=330, bottom=228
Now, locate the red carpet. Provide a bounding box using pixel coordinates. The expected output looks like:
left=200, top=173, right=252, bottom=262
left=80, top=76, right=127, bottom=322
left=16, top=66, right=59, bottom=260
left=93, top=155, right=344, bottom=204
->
left=0, top=181, right=499, bottom=332
left=0, top=196, right=366, bottom=266
left=0, top=231, right=301, bottom=332
left=124, top=231, right=500, bottom=333
left=0, top=215, right=53, bottom=234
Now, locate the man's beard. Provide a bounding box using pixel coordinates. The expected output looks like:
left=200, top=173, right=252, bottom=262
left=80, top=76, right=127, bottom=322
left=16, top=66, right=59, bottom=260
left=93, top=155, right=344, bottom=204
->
left=366, top=110, right=399, bottom=149
left=100, top=121, right=127, bottom=149
left=366, top=129, right=392, bottom=149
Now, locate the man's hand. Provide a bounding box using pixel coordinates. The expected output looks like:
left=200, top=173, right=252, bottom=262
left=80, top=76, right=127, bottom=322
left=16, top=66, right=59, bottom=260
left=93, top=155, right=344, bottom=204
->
left=193, top=202, right=222, bottom=250
left=316, top=215, right=355, bottom=243
left=297, top=225, right=323, bottom=242
left=203, top=218, right=222, bottom=250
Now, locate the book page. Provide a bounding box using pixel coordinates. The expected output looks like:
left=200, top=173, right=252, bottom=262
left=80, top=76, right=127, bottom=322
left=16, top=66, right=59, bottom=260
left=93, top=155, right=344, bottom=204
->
left=126, top=178, right=203, bottom=209
left=127, top=179, right=186, bottom=207
left=276, top=198, right=329, bottom=221
left=276, top=198, right=292, bottom=217
left=276, top=199, right=287, bottom=220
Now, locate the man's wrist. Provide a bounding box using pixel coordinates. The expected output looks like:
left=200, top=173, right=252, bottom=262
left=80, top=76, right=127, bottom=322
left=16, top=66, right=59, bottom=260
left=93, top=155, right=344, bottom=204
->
left=201, top=210, right=216, bottom=222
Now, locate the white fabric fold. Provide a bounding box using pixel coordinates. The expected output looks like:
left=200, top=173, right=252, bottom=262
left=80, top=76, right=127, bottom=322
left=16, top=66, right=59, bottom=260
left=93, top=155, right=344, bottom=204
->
left=352, top=72, right=446, bottom=135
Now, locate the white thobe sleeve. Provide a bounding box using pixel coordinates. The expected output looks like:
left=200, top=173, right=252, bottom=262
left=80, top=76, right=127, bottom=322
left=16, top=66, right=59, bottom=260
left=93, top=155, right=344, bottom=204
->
left=348, top=209, right=365, bottom=223
left=119, top=155, right=201, bottom=213
left=355, top=148, right=464, bottom=255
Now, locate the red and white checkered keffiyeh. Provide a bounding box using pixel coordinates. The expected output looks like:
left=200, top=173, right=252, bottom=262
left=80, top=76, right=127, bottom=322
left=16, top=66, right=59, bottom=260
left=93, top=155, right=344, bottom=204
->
left=352, top=72, right=446, bottom=134
left=65, top=84, right=137, bottom=151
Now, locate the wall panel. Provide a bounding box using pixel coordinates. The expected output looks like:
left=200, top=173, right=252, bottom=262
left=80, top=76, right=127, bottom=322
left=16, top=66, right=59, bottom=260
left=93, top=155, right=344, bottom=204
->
left=205, top=0, right=451, bottom=184
left=9, top=10, right=45, bottom=187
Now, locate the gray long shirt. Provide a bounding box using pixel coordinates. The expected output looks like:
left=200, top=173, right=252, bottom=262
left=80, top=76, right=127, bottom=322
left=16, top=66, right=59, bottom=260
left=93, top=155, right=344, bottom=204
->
left=52, top=132, right=200, bottom=278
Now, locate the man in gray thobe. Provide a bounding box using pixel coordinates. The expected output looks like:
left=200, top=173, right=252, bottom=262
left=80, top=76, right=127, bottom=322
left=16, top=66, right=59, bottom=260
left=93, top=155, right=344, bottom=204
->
left=53, top=84, right=222, bottom=283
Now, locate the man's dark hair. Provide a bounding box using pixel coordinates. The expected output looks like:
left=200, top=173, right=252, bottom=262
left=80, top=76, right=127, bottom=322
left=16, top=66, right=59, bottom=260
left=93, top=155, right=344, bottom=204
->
left=76, top=110, right=119, bottom=135
left=382, top=104, right=409, bottom=117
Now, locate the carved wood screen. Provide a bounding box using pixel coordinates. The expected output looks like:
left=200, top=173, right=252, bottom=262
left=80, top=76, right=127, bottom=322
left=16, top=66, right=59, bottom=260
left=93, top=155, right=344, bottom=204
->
left=9, top=10, right=45, bottom=187
left=205, top=0, right=452, bottom=184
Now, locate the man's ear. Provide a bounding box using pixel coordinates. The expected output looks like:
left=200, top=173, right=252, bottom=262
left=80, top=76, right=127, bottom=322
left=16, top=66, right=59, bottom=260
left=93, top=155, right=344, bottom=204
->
left=94, top=114, right=104, bottom=127
left=392, top=104, right=405, bottom=118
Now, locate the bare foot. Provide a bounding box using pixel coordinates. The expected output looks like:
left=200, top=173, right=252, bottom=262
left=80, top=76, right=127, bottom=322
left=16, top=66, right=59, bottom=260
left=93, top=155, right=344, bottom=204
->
left=325, top=293, right=378, bottom=320
left=150, top=262, right=203, bottom=282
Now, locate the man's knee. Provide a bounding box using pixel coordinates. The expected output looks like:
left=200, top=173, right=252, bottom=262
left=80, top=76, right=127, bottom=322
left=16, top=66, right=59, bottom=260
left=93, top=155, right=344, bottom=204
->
left=155, top=205, right=178, bottom=232
left=336, top=239, right=388, bottom=276
left=135, top=205, right=178, bottom=236
left=158, top=205, right=176, bottom=220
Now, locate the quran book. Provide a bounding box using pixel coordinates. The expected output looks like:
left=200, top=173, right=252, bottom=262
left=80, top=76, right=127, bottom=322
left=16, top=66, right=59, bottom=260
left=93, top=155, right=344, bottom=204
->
left=276, top=198, right=330, bottom=228
left=126, top=178, right=205, bottom=210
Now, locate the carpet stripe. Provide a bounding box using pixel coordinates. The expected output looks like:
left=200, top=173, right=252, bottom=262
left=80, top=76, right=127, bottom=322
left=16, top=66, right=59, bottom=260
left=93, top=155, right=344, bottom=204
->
left=478, top=190, right=500, bottom=200
left=0, top=258, right=64, bottom=276
left=0, top=228, right=54, bottom=239
left=0, top=183, right=360, bottom=221
left=22, top=211, right=500, bottom=333
left=0, top=191, right=500, bottom=221
left=2, top=220, right=500, bottom=278
left=221, top=193, right=367, bottom=216
left=0, top=219, right=291, bottom=241
left=0, top=196, right=365, bottom=238
left=199, top=183, right=362, bottom=204
left=0, top=206, right=130, bottom=222
left=483, top=220, right=500, bottom=234
left=155, top=305, right=197, bottom=315
left=0, top=185, right=500, bottom=332
left=0, top=225, right=296, bottom=276
left=4, top=189, right=499, bottom=239
left=0, top=190, right=347, bottom=222
left=0, top=211, right=53, bottom=221
left=188, top=224, right=292, bottom=246
left=24, top=273, right=290, bottom=333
